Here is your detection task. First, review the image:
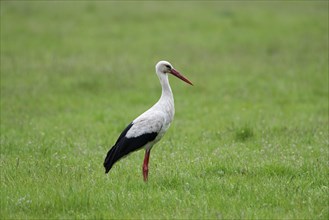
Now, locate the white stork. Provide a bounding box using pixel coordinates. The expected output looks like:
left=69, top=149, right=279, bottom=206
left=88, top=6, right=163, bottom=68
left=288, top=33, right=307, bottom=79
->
left=103, top=60, right=193, bottom=181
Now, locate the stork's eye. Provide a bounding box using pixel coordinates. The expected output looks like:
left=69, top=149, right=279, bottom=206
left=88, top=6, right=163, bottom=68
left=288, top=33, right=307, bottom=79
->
left=165, top=64, right=171, bottom=69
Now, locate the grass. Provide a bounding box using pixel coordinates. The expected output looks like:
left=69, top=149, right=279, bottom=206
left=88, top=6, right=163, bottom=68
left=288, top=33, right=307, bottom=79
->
left=1, top=1, right=328, bottom=219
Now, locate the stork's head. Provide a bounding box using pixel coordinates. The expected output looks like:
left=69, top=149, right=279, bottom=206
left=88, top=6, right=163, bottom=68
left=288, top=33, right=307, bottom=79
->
left=155, top=61, right=193, bottom=85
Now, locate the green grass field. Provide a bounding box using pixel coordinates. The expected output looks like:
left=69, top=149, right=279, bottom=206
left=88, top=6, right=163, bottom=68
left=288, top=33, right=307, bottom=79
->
left=1, top=1, right=328, bottom=219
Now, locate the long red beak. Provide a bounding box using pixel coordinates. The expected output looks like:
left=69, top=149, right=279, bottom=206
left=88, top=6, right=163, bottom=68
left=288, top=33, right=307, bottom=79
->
left=170, top=69, right=193, bottom=85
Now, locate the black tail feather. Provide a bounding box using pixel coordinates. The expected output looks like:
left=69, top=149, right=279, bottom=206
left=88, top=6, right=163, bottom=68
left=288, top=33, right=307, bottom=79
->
left=104, top=123, right=134, bottom=174
left=104, top=145, right=117, bottom=173
left=103, top=142, right=132, bottom=173
left=103, top=128, right=158, bottom=174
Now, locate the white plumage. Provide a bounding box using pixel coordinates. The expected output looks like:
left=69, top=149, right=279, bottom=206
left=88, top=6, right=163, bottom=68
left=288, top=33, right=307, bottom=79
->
left=103, top=60, right=193, bottom=181
left=127, top=62, right=175, bottom=139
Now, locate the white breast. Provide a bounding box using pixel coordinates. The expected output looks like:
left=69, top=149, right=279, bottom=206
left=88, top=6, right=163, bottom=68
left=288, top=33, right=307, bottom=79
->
left=126, top=99, right=174, bottom=141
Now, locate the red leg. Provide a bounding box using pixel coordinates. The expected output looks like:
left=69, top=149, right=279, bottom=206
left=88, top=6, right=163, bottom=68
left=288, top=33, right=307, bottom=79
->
left=142, top=149, right=151, bottom=182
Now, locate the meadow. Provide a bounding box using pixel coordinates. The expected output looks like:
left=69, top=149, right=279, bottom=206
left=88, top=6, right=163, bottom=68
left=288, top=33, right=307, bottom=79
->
left=1, top=1, right=328, bottom=219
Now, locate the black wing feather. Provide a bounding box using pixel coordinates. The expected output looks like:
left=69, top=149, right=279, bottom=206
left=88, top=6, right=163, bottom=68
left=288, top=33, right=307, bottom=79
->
left=114, top=123, right=133, bottom=145
left=104, top=122, right=158, bottom=173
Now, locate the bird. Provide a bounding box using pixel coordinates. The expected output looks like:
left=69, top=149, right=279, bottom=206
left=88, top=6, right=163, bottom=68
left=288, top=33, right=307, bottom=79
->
left=103, top=60, right=193, bottom=181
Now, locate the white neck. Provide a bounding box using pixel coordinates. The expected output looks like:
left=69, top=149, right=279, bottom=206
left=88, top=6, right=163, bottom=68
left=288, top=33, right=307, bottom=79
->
left=158, top=73, right=173, bottom=103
